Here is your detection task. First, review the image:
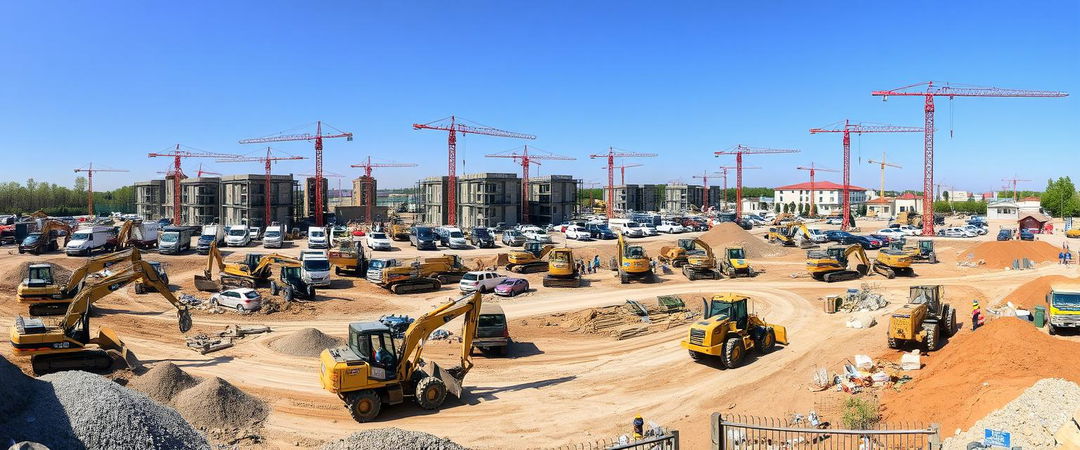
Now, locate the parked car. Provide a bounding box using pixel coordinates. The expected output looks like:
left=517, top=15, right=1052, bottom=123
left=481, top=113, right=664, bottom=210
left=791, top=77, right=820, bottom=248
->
left=473, top=303, right=511, bottom=356
left=887, top=224, right=921, bottom=236
left=470, top=227, right=496, bottom=248
left=366, top=232, right=392, bottom=251
left=501, top=230, right=526, bottom=247
left=225, top=225, right=251, bottom=247
left=807, top=228, right=829, bottom=243
left=656, top=222, right=685, bottom=234
left=586, top=223, right=616, bottom=239
left=494, top=278, right=530, bottom=297
left=248, top=226, right=261, bottom=241
left=521, top=227, right=553, bottom=244
left=300, top=253, right=332, bottom=287
left=1020, top=229, right=1035, bottom=241
left=938, top=227, right=974, bottom=238
left=824, top=230, right=877, bottom=249
left=825, top=217, right=843, bottom=225
left=964, top=225, right=988, bottom=236
left=997, top=229, right=1014, bottom=241
left=862, top=235, right=885, bottom=249
left=564, top=225, right=592, bottom=241
left=209, top=288, right=262, bottom=312
left=619, top=221, right=645, bottom=238
left=410, top=226, right=437, bottom=250
left=875, top=228, right=906, bottom=241
left=459, top=271, right=507, bottom=293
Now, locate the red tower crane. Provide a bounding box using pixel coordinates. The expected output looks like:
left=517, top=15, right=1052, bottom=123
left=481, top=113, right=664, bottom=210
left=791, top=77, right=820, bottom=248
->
left=350, top=156, right=418, bottom=224
left=589, top=147, right=657, bottom=218
left=714, top=145, right=799, bottom=220
left=148, top=145, right=239, bottom=225
left=809, top=121, right=923, bottom=231
left=872, top=82, right=1068, bottom=235
left=217, top=147, right=306, bottom=227
left=795, top=163, right=840, bottom=218
left=485, top=145, right=574, bottom=225
left=239, top=121, right=353, bottom=227
left=413, top=116, right=535, bottom=225
left=605, top=163, right=643, bottom=186
left=716, top=165, right=760, bottom=212
left=73, top=163, right=129, bottom=217
left=1002, top=176, right=1032, bottom=203
left=195, top=164, right=221, bottom=177
left=691, top=170, right=719, bottom=212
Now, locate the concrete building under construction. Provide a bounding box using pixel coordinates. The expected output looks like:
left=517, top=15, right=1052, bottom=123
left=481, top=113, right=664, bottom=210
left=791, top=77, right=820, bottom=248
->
left=663, top=184, right=723, bottom=213
left=613, top=184, right=663, bottom=214
left=220, top=174, right=295, bottom=227
left=418, top=172, right=578, bottom=227
left=134, top=174, right=297, bottom=226
left=134, top=179, right=168, bottom=221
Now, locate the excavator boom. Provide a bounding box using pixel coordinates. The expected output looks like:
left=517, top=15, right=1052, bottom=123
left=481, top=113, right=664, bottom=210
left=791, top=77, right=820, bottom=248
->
left=398, top=292, right=483, bottom=382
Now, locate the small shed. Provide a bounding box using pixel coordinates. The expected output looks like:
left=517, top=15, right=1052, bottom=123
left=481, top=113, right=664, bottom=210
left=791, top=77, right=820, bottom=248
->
left=1019, top=213, right=1050, bottom=233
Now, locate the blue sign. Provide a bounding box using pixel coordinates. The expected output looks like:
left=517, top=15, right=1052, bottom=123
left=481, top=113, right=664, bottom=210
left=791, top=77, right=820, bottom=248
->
left=984, top=429, right=1011, bottom=448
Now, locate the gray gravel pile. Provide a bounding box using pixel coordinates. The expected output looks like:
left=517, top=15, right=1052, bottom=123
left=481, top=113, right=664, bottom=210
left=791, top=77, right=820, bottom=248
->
left=319, top=428, right=468, bottom=450
left=173, top=376, right=269, bottom=431
left=0, top=354, right=38, bottom=416
left=0, top=369, right=209, bottom=449
left=943, top=378, right=1080, bottom=450
left=128, top=362, right=200, bottom=404
left=268, top=327, right=342, bottom=357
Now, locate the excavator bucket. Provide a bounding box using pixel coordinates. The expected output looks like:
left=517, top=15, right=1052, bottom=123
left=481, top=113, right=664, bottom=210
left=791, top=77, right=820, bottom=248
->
left=92, top=327, right=141, bottom=371
left=769, top=323, right=789, bottom=345
left=193, top=274, right=222, bottom=292
left=422, top=360, right=464, bottom=399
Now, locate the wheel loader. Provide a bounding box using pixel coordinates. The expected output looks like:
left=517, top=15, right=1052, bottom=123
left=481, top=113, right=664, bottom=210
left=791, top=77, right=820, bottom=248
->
left=542, top=247, right=580, bottom=287
left=320, top=292, right=482, bottom=422
left=719, top=247, right=754, bottom=278
left=872, top=248, right=916, bottom=279
left=806, top=244, right=871, bottom=282
left=193, top=240, right=301, bottom=291
left=18, top=248, right=144, bottom=316
left=613, top=234, right=655, bottom=284
left=681, top=293, right=788, bottom=368
left=10, top=260, right=192, bottom=375
left=887, top=285, right=957, bottom=351
left=505, top=242, right=555, bottom=273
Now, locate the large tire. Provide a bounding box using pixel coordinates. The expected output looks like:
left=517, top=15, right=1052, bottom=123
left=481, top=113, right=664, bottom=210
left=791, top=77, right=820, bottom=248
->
left=887, top=337, right=899, bottom=349
left=307, top=286, right=316, bottom=299
left=688, top=350, right=706, bottom=361
left=270, top=281, right=280, bottom=296
left=757, top=329, right=776, bottom=354
left=1049, top=324, right=1057, bottom=335
left=283, top=287, right=294, bottom=302
left=722, top=337, right=745, bottom=369
left=134, top=283, right=145, bottom=295
left=929, top=252, right=938, bottom=264
left=346, top=390, right=382, bottom=423
left=415, top=376, right=447, bottom=410
left=924, top=324, right=941, bottom=351
left=943, top=305, right=958, bottom=336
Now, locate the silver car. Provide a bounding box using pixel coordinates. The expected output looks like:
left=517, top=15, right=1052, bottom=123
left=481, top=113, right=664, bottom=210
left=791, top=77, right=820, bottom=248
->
left=209, top=288, right=262, bottom=312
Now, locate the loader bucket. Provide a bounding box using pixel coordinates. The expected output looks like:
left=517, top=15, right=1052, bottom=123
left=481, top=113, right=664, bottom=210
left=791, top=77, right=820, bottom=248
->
left=422, top=360, right=464, bottom=399
left=93, top=327, right=141, bottom=370
left=770, top=324, right=789, bottom=345
left=193, top=274, right=222, bottom=292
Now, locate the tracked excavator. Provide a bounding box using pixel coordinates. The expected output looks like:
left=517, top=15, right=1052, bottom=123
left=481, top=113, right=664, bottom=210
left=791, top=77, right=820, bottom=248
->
left=10, top=260, right=192, bottom=375
left=767, top=222, right=814, bottom=248
left=613, top=234, right=654, bottom=284
left=658, top=239, right=697, bottom=268
left=890, top=239, right=938, bottom=264
left=505, top=242, right=555, bottom=273
left=806, top=244, right=871, bottom=282
left=18, top=248, right=144, bottom=316
left=678, top=239, right=721, bottom=281
left=194, top=240, right=300, bottom=291
left=320, top=292, right=482, bottom=422
left=18, top=220, right=71, bottom=255
left=681, top=293, right=788, bottom=368
left=542, top=247, right=580, bottom=287
left=376, top=255, right=469, bottom=294
left=872, top=248, right=916, bottom=279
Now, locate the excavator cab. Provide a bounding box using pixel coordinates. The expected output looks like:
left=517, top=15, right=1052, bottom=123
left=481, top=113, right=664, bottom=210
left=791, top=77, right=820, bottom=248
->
left=25, top=264, right=54, bottom=288
left=705, top=296, right=749, bottom=330
left=242, top=253, right=265, bottom=272
left=346, top=321, right=402, bottom=381
left=726, top=248, right=746, bottom=260
left=523, top=241, right=546, bottom=258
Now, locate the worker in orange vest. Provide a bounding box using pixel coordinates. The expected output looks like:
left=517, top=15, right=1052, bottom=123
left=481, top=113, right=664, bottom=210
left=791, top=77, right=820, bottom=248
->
left=972, top=300, right=987, bottom=331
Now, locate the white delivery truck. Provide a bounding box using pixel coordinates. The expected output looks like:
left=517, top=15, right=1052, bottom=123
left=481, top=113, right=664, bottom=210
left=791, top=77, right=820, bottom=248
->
left=158, top=226, right=195, bottom=255
left=307, top=226, right=328, bottom=249
left=263, top=223, right=287, bottom=248
left=65, top=226, right=115, bottom=256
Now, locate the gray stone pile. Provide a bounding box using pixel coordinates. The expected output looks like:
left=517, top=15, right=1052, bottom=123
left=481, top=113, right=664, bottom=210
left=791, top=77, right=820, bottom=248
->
left=943, top=378, right=1080, bottom=450
left=320, top=428, right=467, bottom=450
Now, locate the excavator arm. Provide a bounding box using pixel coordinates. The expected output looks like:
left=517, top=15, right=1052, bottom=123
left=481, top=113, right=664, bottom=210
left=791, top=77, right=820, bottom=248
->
left=59, top=260, right=192, bottom=334
left=251, top=254, right=302, bottom=277
left=204, top=241, right=226, bottom=277
left=114, top=221, right=135, bottom=249
left=616, top=234, right=626, bottom=266
left=844, top=244, right=872, bottom=268
left=41, top=220, right=73, bottom=245
left=693, top=238, right=715, bottom=259
left=538, top=244, right=556, bottom=260
left=62, top=248, right=142, bottom=295
left=397, top=292, right=483, bottom=381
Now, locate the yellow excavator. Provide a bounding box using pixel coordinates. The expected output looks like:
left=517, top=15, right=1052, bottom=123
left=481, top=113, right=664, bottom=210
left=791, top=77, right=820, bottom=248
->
left=719, top=247, right=754, bottom=278
left=767, top=222, right=814, bottom=248
left=806, top=244, right=871, bottom=282
left=542, top=248, right=580, bottom=287
left=613, top=234, right=654, bottom=284
left=681, top=293, right=788, bottom=368
left=18, top=248, right=143, bottom=316
left=890, top=239, right=938, bottom=264
left=18, top=219, right=72, bottom=255
left=10, top=260, right=192, bottom=375
left=658, top=239, right=697, bottom=268
left=505, top=242, right=555, bottom=273
left=377, top=254, right=467, bottom=294
left=320, top=292, right=482, bottom=422
left=887, top=285, right=957, bottom=351
left=194, top=240, right=300, bottom=291
left=872, top=247, right=916, bottom=279
left=678, top=238, right=721, bottom=281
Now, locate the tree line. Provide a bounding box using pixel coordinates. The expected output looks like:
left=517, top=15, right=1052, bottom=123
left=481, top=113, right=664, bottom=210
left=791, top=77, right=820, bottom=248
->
left=0, top=178, right=135, bottom=216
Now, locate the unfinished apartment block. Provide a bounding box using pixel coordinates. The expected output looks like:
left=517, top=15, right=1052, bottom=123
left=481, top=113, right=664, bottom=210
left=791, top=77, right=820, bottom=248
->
left=528, top=175, right=578, bottom=225
left=614, top=184, right=662, bottom=214
left=220, top=174, right=294, bottom=227
left=418, top=172, right=579, bottom=227
left=134, top=174, right=297, bottom=227
left=134, top=179, right=167, bottom=221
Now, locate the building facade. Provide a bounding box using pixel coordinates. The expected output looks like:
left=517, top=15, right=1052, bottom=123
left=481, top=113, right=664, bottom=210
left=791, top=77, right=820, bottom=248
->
left=773, top=181, right=869, bottom=216
left=134, top=179, right=167, bottom=221
left=663, top=184, right=703, bottom=213
left=220, top=174, right=294, bottom=228
left=528, top=175, right=578, bottom=226
left=351, top=176, right=377, bottom=211
left=304, top=177, right=330, bottom=219
left=134, top=174, right=296, bottom=227
left=418, top=173, right=579, bottom=227
left=614, top=184, right=662, bottom=213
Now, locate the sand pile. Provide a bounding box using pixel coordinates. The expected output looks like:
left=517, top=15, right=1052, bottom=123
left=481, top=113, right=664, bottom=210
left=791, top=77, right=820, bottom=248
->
left=959, top=240, right=1061, bottom=268
left=320, top=428, right=467, bottom=450
left=0, top=261, right=74, bottom=290
left=699, top=222, right=786, bottom=258
left=1000, top=275, right=1080, bottom=309
left=268, top=328, right=342, bottom=357
left=128, top=362, right=200, bottom=404
left=880, top=317, right=1080, bottom=433
left=174, top=377, right=269, bottom=431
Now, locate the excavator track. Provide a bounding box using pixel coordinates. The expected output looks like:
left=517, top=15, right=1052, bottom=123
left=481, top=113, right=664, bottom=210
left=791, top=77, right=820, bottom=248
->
left=31, top=350, right=116, bottom=375
left=542, top=275, right=580, bottom=288
left=873, top=263, right=896, bottom=279
left=28, top=303, right=70, bottom=316
left=822, top=270, right=863, bottom=283
left=389, top=279, right=442, bottom=295
left=507, top=263, right=548, bottom=274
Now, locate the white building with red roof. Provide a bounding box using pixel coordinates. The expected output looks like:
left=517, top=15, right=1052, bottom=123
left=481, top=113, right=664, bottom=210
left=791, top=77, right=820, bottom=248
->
left=772, top=181, right=871, bottom=216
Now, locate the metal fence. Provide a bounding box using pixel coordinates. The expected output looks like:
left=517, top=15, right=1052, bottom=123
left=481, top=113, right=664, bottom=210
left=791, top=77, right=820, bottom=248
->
left=712, top=413, right=940, bottom=449
left=555, top=431, right=680, bottom=450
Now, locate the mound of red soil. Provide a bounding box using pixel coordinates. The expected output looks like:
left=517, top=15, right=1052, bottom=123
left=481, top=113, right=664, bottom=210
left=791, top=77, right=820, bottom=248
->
left=1000, top=275, right=1080, bottom=309
left=958, top=240, right=1062, bottom=268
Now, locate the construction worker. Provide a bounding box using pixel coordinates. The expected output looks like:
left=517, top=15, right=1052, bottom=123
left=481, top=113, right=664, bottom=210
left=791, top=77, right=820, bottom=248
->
left=632, top=415, right=644, bottom=440
left=593, top=254, right=601, bottom=272
left=972, top=300, right=986, bottom=331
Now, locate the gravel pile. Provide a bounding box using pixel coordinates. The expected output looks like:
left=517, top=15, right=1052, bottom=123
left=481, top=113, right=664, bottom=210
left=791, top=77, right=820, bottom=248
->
left=320, top=428, right=468, bottom=450
left=173, top=376, right=269, bottom=431
left=0, top=356, right=39, bottom=416
left=268, top=327, right=342, bottom=357
left=0, top=366, right=209, bottom=449
left=943, top=378, right=1080, bottom=450
left=128, top=362, right=200, bottom=404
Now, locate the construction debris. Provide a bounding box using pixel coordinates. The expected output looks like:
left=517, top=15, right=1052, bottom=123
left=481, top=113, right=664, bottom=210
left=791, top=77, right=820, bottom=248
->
left=942, top=379, right=1080, bottom=450
left=830, top=284, right=888, bottom=313
left=845, top=311, right=877, bottom=329
left=185, top=324, right=271, bottom=354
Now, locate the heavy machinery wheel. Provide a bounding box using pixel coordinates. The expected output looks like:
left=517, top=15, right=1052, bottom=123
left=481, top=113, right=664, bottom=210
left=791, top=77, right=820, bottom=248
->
left=346, top=390, right=382, bottom=423
left=270, top=281, right=280, bottom=296
left=943, top=305, right=958, bottom=336
left=415, top=376, right=447, bottom=410
left=688, top=350, right=706, bottom=361
left=1049, top=324, right=1057, bottom=335
left=500, top=342, right=511, bottom=357
left=887, top=337, right=899, bottom=349
left=757, top=329, right=776, bottom=354
left=929, top=252, right=938, bottom=264
left=722, top=337, right=745, bottom=369
left=17, top=248, right=24, bottom=254
left=283, top=287, right=294, bottom=302
left=390, top=285, right=402, bottom=295
left=335, top=267, right=342, bottom=276
left=307, top=286, right=316, bottom=299
left=134, top=283, right=145, bottom=295
left=924, top=323, right=941, bottom=351
left=620, top=272, right=628, bottom=284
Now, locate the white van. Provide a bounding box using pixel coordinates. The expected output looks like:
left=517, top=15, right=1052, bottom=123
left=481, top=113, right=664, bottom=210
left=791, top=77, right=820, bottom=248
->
left=263, top=224, right=286, bottom=248
left=308, top=226, right=328, bottom=249
left=66, top=226, right=114, bottom=256
left=224, top=225, right=251, bottom=247
left=300, top=252, right=332, bottom=287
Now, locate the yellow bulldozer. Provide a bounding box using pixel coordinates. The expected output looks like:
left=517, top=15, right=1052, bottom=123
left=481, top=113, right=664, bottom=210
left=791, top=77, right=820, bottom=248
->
left=18, top=248, right=144, bottom=316
left=767, top=222, right=814, bottom=248
left=194, top=241, right=300, bottom=291
left=719, top=247, right=754, bottom=278
left=542, top=247, right=580, bottom=288
left=320, top=292, right=482, bottom=422
left=10, top=260, right=192, bottom=375
left=505, top=242, right=555, bottom=273
left=681, top=293, right=788, bottom=368
left=613, top=234, right=654, bottom=284
left=806, top=244, right=871, bottom=282
left=887, top=285, right=957, bottom=351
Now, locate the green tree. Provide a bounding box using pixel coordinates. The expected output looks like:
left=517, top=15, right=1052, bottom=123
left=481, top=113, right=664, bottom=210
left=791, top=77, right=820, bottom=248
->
left=1041, top=177, right=1080, bottom=218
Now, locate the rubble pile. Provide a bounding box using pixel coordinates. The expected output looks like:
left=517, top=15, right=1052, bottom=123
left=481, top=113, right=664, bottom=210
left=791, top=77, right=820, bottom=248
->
left=943, top=379, right=1080, bottom=450
left=320, top=428, right=467, bottom=450
left=526, top=298, right=698, bottom=340
left=268, top=327, right=342, bottom=357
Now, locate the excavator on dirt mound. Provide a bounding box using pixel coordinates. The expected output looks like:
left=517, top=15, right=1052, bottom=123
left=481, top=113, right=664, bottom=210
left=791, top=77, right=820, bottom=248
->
left=767, top=221, right=814, bottom=248
left=320, top=292, right=482, bottom=422
left=542, top=247, right=580, bottom=287
left=505, top=242, right=555, bottom=273
left=194, top=241, right=300, bottom=291
left=10, top=260, right=192, bottom=375
left=18, top=248, right=144, bottom=316
left=806, top=244, right=871, bottom=282
left=887, top=285, right=957, bottom=351
left=681, top=293, right=788, bottom=368
left=612, top=234, right=654, bottom=284
left=18, top=219, right=71, bottom=255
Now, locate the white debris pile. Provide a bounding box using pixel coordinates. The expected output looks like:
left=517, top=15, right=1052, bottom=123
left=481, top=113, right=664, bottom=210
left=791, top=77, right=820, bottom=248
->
left=834, top=284, right=888, bottom=312
left=943, top=378, right=1080, bottom=450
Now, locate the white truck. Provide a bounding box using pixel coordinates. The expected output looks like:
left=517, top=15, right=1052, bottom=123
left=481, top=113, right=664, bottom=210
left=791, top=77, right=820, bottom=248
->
left=197, top=224, right=225, bottom=255
left=224, top=225, right=252, bottom=247
left=307, top=226, right=328, bottom=249
left=65, top=225, right=115, bottom=256
left=263, top=223, right=286, bottom=248
left=300, top=251, right=332, bottom=287
left=158, top=226, right=195, bottom=255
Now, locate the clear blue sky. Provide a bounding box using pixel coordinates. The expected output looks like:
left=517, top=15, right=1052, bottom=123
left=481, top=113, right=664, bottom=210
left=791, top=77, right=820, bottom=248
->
left=1, top=1, right=1076, bottom=193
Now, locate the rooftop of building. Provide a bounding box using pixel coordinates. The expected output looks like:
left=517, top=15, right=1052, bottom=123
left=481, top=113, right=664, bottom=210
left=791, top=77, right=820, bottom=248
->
left=774, top=181, right=869, bottom=191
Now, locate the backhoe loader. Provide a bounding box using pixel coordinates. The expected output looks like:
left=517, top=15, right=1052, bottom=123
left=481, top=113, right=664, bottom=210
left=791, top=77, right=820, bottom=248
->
left=194, top=241, right=300, bottom=291
left=320, top=292, right=482, bottom=422
left=678, top=238, right=721, bottom=281
left=18, top=248, right=144, bottom=316
left=613, top=234, right=654, bottom=284
left=18, top=220, right=71, bottom=255
left=806, top=244, right=871, bottom=282
left=872, top=248, right=915, bottom=279
left=542, top=247, right=580, bottom=287
left=10, top=260, right=192, bottom=375
left=719, top=247, right=754, bottom=278
left=767, top=222, right=814, bottom=248
left=887, top=285, right=957, bottom=351
left=505, top=242, right=555, bottom=273
left=681, top=293, right=788, bottom=368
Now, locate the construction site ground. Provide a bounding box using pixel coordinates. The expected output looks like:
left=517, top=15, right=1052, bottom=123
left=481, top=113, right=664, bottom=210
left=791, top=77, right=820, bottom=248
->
left=3, top=217, right=1079, bottom=449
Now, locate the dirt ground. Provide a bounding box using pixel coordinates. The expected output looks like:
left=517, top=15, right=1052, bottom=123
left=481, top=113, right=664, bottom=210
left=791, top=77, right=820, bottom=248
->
left=2, top=217, right=1077, bottom=449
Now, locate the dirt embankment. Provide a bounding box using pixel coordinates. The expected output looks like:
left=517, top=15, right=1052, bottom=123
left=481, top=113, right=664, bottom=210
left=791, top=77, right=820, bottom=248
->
left=699, top=222, right=788, bottom=258
left=999, top=275, right=1080, bottom=309
left=880, top=318, right=1080, bottom=433
left=958, top=241, right=1062, bottom=268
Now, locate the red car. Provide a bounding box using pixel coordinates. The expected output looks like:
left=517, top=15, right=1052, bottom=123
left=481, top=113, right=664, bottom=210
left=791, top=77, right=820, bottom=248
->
left=494, top=278, right=529, bottom=297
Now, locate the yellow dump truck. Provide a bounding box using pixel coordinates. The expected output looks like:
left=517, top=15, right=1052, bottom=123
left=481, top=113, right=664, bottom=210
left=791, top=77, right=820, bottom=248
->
left=1047, top=285, right=1080, bottom=335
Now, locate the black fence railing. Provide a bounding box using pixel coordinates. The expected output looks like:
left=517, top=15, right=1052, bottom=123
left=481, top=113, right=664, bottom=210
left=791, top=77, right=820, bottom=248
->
left=712, top=413, right=940, bottom=449
left=554, top=430, right=679, bottom=450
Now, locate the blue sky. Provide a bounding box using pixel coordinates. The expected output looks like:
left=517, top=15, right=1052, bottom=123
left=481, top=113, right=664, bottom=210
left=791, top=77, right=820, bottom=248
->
left=1, top=1, right=1076, bottom=192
